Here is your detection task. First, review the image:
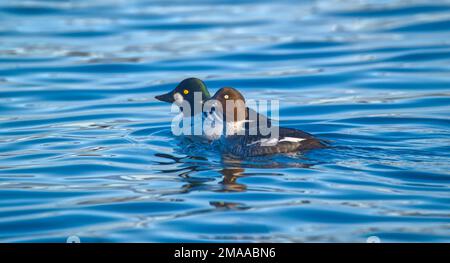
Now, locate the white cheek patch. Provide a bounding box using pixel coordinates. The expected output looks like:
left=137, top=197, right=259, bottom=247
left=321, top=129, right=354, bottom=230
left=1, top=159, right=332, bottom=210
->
left=173, top=92, right=184, bottom=105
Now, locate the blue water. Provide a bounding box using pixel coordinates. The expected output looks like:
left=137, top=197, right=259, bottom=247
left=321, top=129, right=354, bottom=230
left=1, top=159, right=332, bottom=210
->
left=1, top=0, right=450, bottom=243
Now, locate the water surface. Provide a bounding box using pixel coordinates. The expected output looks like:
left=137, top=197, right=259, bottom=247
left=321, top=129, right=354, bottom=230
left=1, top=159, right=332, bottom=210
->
left=0, top=0, right=450, bottom=242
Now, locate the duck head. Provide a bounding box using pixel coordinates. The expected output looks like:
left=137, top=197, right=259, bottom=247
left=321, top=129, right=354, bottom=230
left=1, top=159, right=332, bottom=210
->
left=155, top=78, right=210, bottom=106
left=208, top=87, right=247, bottom=124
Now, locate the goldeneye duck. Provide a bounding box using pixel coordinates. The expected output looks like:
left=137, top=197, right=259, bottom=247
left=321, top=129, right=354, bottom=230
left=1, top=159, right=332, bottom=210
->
left=155, top=78, right=270, bottom=141
left=206, top=87, right=326, bottom=157
left=154, top=78, right=211, bottom=141
left=155, top=77, right=210, bottom=115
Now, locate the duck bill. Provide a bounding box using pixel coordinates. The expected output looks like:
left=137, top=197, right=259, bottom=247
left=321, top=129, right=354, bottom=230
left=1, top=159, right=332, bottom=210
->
left=155, top=92, right=174, bottom=103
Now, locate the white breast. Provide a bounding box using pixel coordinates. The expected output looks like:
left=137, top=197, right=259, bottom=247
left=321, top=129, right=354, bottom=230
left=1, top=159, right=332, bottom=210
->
left=225, top=120, right=245, bottom=136
left=203, top=111, right=224, bottom=140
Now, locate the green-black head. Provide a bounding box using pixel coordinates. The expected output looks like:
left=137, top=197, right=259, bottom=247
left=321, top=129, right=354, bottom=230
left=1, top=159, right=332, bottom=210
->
left=155, top=78, right=211, bottom=105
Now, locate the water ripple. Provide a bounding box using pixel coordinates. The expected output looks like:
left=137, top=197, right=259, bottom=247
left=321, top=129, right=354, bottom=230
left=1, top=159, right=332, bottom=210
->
left=0, top=0, right=449, bottom=242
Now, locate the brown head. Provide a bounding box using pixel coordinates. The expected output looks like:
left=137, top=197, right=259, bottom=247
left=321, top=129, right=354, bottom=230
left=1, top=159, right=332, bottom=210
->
left=209, top=87, right=246, bottom=123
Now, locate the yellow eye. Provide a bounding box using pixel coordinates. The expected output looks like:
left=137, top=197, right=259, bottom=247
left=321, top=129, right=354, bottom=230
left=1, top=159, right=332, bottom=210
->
left=224, top=94, right=229, bottom=99
left=183, top=89, right=189, bottom=95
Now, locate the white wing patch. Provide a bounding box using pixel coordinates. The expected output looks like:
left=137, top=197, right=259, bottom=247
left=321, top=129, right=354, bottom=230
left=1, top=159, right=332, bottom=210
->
left=279, top=137, right=306, bottom=143
left=247, top=137, right=305, bottom=147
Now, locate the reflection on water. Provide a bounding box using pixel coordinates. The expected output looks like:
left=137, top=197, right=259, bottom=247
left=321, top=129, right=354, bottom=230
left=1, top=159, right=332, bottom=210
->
left=0, top=0, right=450, bottom=242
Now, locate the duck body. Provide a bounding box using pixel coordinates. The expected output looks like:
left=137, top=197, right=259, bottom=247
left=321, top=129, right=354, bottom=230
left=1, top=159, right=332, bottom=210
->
left=206, top=87, right=326, bottom=157
left=155, top=78, right=326, bottom=157
left=221, top=127, right=326, bottom=157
